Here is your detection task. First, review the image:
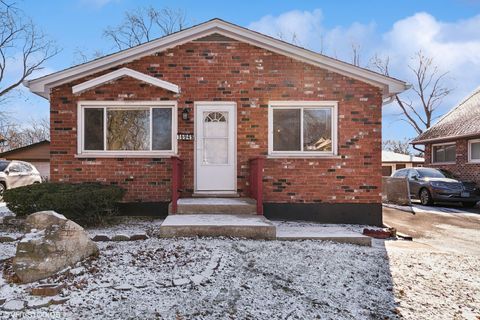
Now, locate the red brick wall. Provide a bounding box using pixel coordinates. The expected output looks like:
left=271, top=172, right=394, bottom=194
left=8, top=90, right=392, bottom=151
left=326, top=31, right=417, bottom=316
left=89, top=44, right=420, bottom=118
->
left=424, top=137, right=480, bottom=184
left=49, top=39, right=383, bottom=204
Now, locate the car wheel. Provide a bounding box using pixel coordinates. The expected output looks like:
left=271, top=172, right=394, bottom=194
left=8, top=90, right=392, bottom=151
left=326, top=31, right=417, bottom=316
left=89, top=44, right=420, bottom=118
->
left=419, top=188, right=433, bottom=206
left=462, top=201, right=478, bottom=208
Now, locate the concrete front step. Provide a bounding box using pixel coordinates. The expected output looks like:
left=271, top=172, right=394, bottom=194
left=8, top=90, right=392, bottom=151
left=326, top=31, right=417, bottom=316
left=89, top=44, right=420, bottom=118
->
left=192, top=193, right=240, bottom=198
left=169, top=198, right=257, bottom=214
left=159, top=214, right=276, bottom=240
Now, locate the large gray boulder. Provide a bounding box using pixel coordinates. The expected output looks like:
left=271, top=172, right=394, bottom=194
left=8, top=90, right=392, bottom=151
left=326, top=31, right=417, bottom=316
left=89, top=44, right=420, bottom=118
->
left=13, top=211, right=99, bottom=283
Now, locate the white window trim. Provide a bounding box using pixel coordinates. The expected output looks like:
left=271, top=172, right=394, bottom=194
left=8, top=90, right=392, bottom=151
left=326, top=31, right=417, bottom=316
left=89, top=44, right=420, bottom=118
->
left=268, top=101, right=338, bottom=158
left=431, top=142, right=456, bottom=164
left=77, top=100, right=178, bottom=158
left=468, top=138, right=480, bottom=163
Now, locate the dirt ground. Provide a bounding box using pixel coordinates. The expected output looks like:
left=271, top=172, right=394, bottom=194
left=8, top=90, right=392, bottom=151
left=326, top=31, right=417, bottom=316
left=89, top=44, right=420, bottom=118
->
left=383, top=204, right=480, bottom=255
left=380, top=204, right=479, bottom=319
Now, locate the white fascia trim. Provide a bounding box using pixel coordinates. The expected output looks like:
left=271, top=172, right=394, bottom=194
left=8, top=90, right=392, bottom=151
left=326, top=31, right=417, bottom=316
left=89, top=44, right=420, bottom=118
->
left=72, top=68, right=180, bottom=95
left=25, top=19, right=408, bottom=99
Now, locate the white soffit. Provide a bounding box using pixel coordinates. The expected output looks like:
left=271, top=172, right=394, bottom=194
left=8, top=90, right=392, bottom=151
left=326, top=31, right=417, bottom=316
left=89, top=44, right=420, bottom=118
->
left=72, top=68, right=180, bottom=94
left=24, top=19, right=408, bottom=99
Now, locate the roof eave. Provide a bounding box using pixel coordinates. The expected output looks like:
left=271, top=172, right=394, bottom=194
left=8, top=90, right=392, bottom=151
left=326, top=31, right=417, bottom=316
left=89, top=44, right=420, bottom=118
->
left=24, top=19, right=409, bottom=100
left=412, top=132, right=480, bottom=144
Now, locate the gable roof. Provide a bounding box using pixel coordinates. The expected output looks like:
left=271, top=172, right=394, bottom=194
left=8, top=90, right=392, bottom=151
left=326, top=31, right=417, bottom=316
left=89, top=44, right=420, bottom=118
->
left=24, top=18, right=409, bottom=100
left=413, top=85, right=480, bottom=144
left=0, top=140, right=50, bottom=160
left=72, top=67, right=180, bottom=94
left=381, top=150, right=424, bottom=163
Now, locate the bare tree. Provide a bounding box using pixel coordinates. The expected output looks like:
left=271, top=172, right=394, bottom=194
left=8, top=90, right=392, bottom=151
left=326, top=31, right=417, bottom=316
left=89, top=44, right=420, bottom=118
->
left=382, top=139, right=412, bottom=155
left=73, top=47, right=104, bottom=65
left=371, top=50, right=452, bottom=134
left=276, top=31, right=301, bottom=46
left=0, top=117, right=49, bottom=152
left=351, top=43, right=361, bottom=67
left=0, top=1, right=59, bottom=104
left=103, top=6, right=188, bottom=50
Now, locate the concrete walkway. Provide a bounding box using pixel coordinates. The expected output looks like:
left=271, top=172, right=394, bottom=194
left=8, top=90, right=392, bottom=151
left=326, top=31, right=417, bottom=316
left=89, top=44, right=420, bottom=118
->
left=276, top=225, right=371, bottom=246
left=160, top=214, right=371, bottom=245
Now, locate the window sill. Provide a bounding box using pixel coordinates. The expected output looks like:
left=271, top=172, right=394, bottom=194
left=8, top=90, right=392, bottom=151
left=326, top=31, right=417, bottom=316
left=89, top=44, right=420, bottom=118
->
left=75, top=152, right=176, bottom=159
left=267, top=154, right=341, bottom=159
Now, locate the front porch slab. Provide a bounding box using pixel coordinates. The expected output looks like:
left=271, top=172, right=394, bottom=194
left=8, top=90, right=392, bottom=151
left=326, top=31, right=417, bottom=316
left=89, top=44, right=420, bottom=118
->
left=159, top=214, right=276, bottom=240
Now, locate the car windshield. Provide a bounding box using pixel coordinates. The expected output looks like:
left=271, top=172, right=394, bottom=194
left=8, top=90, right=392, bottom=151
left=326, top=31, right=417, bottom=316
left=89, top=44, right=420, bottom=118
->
left=0, top=161, right=10, bottom=171
left=417, top=168, right=456, bottom=179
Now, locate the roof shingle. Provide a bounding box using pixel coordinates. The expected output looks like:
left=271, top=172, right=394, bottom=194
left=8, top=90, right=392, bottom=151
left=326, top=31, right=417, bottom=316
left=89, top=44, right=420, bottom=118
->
left=413, top=86, right=480, bottom=143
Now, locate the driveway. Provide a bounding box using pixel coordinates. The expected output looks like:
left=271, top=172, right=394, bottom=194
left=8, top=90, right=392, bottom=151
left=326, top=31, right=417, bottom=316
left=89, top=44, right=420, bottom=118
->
left=383, top=203, right=480, bottom=255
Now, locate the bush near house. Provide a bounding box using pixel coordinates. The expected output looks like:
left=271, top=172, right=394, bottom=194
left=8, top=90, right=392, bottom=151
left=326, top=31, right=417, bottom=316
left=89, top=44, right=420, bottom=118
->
left=3, top=183, right=125, bottom=226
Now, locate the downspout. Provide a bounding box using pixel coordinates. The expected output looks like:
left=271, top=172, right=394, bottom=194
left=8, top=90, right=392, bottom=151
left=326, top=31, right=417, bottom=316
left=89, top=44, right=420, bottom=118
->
left=411, top=143, right=424, bottom=154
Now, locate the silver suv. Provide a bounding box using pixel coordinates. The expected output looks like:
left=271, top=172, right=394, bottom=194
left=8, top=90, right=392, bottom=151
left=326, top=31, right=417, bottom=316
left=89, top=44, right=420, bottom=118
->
left=0, top=160, right=42, bottom=199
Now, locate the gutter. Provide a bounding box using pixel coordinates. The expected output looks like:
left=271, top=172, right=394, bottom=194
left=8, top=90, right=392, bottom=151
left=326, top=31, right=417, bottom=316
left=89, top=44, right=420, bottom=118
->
left=382, top=83, right=412, bottom=105
left=412, top=132, right=480, bottom=145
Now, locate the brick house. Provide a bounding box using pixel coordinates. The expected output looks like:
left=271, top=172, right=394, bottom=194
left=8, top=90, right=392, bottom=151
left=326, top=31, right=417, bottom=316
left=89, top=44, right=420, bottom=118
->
left=24, top=19, right=408, bottom=225
left=412, top=86, right=480, bottom=185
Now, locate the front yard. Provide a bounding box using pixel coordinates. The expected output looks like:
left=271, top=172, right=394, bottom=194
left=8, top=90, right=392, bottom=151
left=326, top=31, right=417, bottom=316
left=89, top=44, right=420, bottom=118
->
left=1, top=215, right=479, bottom=319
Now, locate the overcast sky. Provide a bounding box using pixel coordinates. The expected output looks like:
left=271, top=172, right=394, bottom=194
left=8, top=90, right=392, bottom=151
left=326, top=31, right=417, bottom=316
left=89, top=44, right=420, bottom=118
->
left=4, top=0, right=480, bottom=143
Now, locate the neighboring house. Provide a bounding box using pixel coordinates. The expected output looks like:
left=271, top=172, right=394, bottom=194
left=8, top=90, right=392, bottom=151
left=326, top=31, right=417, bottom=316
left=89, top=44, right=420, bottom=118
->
left=24, top=19, right=408, bottom=225
left=381, top=150, right=424, bottom=176
left=0, top=140, right=50, bottom=179
left=412, top=86, right=480, bottom=184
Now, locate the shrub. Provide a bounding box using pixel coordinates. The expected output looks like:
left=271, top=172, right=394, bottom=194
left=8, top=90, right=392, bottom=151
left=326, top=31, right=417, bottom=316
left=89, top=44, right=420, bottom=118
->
left=3, top=183, right=125, bottom=227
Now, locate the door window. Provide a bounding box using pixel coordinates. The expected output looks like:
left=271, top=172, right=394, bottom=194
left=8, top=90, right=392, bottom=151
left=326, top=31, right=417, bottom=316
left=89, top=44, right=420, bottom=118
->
left=203, top=111, right=228, bottom=165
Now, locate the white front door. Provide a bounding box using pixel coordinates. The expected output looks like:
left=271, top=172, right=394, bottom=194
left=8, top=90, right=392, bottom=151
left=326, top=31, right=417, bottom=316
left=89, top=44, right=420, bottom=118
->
left=195, top=102, right=236, bottom=192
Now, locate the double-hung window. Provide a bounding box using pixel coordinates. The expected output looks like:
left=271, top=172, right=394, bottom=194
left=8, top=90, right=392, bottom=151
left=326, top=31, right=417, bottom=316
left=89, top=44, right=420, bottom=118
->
left=268, top=101, right=338, bottom=157
left=78, top=101, right=177, bottom=156
left=432, top=143, right=456, bottom=163
left=469, top=139, right=480, bottom=163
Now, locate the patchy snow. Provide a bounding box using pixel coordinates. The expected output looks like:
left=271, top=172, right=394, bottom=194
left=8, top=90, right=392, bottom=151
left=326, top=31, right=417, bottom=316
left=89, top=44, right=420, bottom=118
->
left=19, top=229, right=45, bottom=243
left=0, top=220, right=478, bottom=318
left=412, top=204, right=479, bottom=217
left=86, top=217, right=164, bottom=237
left=272, top=220, right=378, bottom=234
left=275, top=224, right=370, bottom=244
left=383, top=203, right=479, bottom=217
left=384, top=241, right=480, bottom=320
left=0, top=202, right=13, bottom=223
left=162, top=214, right=273, bottom=227
left=1, top=238, right=400, bottom=319
left=0, top=242, right=16, bottom=261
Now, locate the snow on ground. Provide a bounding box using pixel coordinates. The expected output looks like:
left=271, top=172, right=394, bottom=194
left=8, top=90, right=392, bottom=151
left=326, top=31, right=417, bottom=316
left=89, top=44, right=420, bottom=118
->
left=1, top=238, right=399, bottom=319
left=0, top=203, right=13, bottom=223
left=1, top=219, right=478, bottom=319
left=383, top=202, right=479, bottom=218
left=86, top=217, right=164, bottom=237
left=383, top=240, right=479, bottom=320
